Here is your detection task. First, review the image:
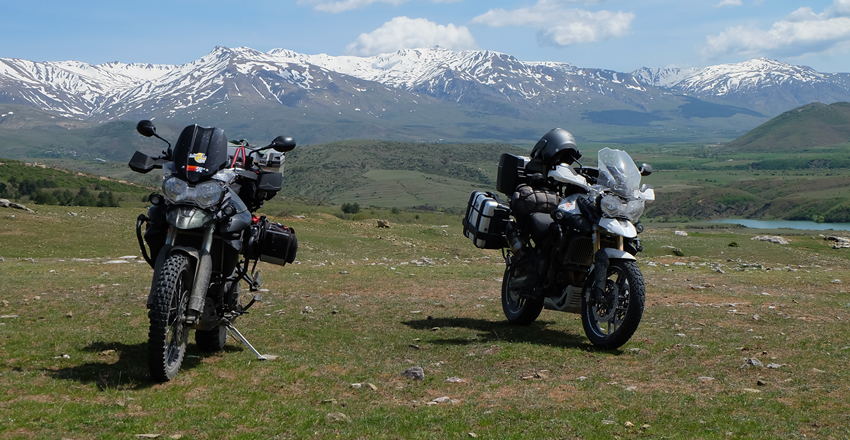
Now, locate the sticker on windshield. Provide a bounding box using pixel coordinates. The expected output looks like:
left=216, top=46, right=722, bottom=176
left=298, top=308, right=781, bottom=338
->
left=191, top=153, right=207, bottom=163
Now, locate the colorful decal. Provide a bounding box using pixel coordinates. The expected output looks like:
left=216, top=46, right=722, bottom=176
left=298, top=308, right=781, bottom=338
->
left=191, top=152, right=207, bottom=163
left=186, top=165, right=207, bottom=173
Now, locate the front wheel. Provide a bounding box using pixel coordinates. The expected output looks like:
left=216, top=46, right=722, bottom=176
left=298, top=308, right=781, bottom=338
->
left=148, top=253, right=193, bottom=382
left=581, top=260, right=645, bottom=349
left=501, top=264, right=544, bottom=325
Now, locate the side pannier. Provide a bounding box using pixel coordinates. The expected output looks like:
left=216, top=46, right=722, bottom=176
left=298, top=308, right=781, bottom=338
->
left=244, top=217, right=298, bottom=266
left=462, top=191, right=510, bottom=249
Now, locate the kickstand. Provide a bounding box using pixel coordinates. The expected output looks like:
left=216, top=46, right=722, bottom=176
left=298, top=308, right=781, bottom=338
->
left=224, top=320, right=267, bottom=360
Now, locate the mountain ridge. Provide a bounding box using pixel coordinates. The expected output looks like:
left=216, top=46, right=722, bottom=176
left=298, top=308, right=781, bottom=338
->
left=2, top=46, right=850, bottom=145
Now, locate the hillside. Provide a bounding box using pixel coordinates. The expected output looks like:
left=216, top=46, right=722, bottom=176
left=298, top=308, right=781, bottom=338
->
left=722, top=102, right=850, bottom=153
left=281, top=140, right=527, bottom=211
left=0, top=158, right=149, bottom=209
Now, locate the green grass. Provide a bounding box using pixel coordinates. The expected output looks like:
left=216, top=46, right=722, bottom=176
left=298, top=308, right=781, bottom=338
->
left=2, top=206, right=850, bottom=439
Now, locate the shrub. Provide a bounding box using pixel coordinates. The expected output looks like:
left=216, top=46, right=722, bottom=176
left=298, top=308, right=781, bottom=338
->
left=341, top=202, right=360, bottom=214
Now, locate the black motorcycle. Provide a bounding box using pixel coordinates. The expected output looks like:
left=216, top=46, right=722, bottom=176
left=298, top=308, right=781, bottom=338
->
left=129, top=120, right=298, bottom=381
left=463, top=129, right=654, bottom=349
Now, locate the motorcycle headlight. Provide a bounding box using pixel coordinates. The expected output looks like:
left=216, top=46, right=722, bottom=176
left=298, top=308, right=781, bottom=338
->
left=194, top=181, right=226, bottom=209
left=600, top=194, right=645, bottom=222
left=162, top=177, right=189, bottom=204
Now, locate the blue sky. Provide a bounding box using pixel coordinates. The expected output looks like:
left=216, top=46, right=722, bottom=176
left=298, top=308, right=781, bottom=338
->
left=2, top=0, right=849, bottom=73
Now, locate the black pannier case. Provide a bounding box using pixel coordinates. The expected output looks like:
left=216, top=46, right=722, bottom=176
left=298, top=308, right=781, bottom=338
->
left=496, top=153, right=531, bottom=195
left=244, top=218, right=298, bottom=266
left=259, top=222, right=298, bottom=266
left=462, top=191, right=510, bottom=249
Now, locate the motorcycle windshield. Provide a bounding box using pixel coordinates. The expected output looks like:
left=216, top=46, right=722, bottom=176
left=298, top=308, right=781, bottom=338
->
left=172, top=124, right=229, bottom=183
left=597, top=148, right=641, bottom=199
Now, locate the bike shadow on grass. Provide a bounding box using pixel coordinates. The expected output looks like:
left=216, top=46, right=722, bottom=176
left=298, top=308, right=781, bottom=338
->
left=402, top=316, right=618, bottom=352
left=44, top=341, right=244, bottom=390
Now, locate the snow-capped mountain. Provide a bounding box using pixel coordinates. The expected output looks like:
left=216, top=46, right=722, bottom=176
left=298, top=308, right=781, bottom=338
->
left=2, top=46, right=849, bottom=138
left=631, top=58, right=850, bottom=112
left=631, top=66, right=700, bottom=88
left=275, top=47, right=655, bottom=116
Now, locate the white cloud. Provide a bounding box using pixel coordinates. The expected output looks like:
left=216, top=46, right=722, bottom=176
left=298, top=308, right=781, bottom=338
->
left=298, top=0, right=457, bottom=13
left=715, top=0, right=742, bottom=7
left=702, top=0, right=850, bottom=60
left=344, top=17, right=478, bottom=56
left=470, top=1, right=634, bottom=46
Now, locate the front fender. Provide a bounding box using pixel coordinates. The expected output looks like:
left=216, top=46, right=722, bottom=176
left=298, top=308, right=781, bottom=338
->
left=603, top=248, right=636, bottom=261
left=599, top=217, right=637, bottom=238
left=166, top=206, right=215, bottom=230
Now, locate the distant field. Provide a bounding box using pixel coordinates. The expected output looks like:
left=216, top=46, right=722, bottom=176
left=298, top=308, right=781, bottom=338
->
left=4, top=138, right=850, bottom=222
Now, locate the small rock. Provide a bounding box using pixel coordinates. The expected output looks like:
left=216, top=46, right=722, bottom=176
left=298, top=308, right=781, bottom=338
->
left=301, top=306, right=314, bottom=314
left=468, top=433, right=478, bottom=438
left=698, top=376, right=715, bottom=383
left=661, top=245, right=684, bottom=256
left=812, top=368, right=826, bottom=373
left=742, top=388, right=762, bottom=393
left=445, top=377, right=466, bottom=383
left=325, top=412, right=350, bottom=423
left=65, top=311, right=73, bottom=318
left=624, top=421, right=635, bottom=428
left=350, top=383, right=362, bottom=389
left=401, top=366, right=425, bottom=380
left=757, top=379, right=767, bottom=386
left=432, top=396, right=451, bottom=403
left=752, top=235, right=789, bottom=245
left=674, top=231, right=688, bottom=236
left=339, top=271, right=349, bottom=275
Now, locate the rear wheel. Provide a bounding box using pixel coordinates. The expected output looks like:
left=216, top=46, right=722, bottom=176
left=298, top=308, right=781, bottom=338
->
left=195, top=278, right=240, bottom=352
left=195, top=326, right=227, bottom=352
left=501, top=264, right=544, bottom=325
left=148, top=254, right=193, bottom=382
left=581, top=259, right=645, bottom=349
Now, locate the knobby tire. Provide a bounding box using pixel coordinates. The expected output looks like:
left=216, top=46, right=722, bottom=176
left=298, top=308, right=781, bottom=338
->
left=148, top=253, right=192, bottom=382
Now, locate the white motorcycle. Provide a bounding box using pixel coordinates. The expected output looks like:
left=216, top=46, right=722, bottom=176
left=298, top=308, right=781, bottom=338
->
left=463, top=129, right=654, bottom=348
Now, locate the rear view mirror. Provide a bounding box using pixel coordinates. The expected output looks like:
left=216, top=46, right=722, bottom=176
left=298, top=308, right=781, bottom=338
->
left=639, top=163, right=653, bottom=177
left=269, top=136, right=296, bottom=153
left=137, top=120, right=157, bottom=137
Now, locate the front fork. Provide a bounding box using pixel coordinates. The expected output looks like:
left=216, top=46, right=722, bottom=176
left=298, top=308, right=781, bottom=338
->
left=145, top=224, right=214, bottom=326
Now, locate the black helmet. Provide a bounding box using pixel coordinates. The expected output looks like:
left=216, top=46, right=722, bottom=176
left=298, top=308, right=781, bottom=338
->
left=530, top=128, right=581, bottom=169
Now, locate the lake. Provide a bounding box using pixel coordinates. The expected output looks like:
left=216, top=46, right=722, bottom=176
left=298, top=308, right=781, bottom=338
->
left=710, top=219, right=850, bottom=232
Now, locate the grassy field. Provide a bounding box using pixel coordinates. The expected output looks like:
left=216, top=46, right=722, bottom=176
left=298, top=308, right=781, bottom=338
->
left=2, top=205, right=850, bottom=439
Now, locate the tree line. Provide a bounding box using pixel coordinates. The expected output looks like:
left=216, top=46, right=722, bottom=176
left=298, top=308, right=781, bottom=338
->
left=0, top=176, right=119, bottom=207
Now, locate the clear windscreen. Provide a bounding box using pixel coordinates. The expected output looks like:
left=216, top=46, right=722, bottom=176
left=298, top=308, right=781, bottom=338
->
left=596, top=148, right=641, bottom=198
